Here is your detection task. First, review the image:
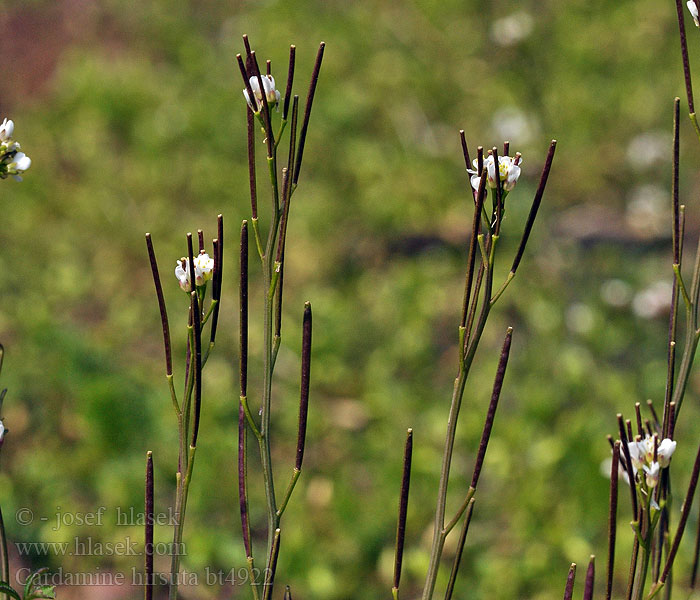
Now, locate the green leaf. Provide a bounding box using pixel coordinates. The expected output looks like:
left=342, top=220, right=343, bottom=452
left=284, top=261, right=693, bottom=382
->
left=28, top=585, right=55, bottom=600
left=0, top=582, right=23, bottom=600
left=23, top=568, right=48, bottom=600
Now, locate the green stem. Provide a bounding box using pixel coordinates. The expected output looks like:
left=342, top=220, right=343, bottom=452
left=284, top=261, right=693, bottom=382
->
left=0, top=506, right=9, bottom=592
left=201, top=298, right=218, bottom=325
left=260, top=259, right=279, bottom=558
left=633, top=541, right=651, bottom=600
left=169, top=446, right=197, bottom=600
left=241, top=395, right=262, bottom=441
left=276, top=469, right=301, bottom=518
left=252, top=218, right=264, bottom=260
left=247, top=556, right=261, bottom=600
left=274, top=119, right=288, bottom=151
left=690, top=113, right=700, bottom=143
left=421, top=264, right=493, bottom=600
left=672, top=265, right=690, bottom=311
left=443, top=487, right=475, bottom=535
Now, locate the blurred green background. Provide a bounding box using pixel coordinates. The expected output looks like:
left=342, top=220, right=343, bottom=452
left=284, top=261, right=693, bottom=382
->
left=1, top=0, right=699, bottom=599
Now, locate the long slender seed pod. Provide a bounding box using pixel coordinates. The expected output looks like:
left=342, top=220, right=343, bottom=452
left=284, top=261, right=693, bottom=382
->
left=665, top=100, right=682, bottom=434
left=393, top=429, right=413, bottom=597
left=249, top=51, right=274, bottom=158
left=673, top=98, right=681, bottom=266
left=563, top=563, right=577, bottom=600
left=293, top=43, right=325, bottom=185
left=459, top=131, right=471, bottom=173
left=668, top=402, right=677, bottom=439
left=240, top=222, right=249, bottom=398
left=443, top=498, right=476, bottom=600
left=674, top=0, right=696, bottom=113
left=647, top=400, right=661, bottom=431
left=287, top=96, right=299, bottom=182
left=247, top=108, right=258, bottom=219
left=276, top=168, right=292, bottom=264
left=242, top=35, right=252, bottom=60
left=145, top=451, right=154, bottom=600
left=284, top=586, right=292, bottom=600
left=190, top=290, right=203, bottom=447
left=606, top=442, right=620, bottom=600
left=237, top=54, right=257, bottom=122
left=274, top=251, right=285, bottom=340
left=238, top=401, right=252, bottom=557
left=691, top=498, right=700, bottom=587
left=209, top=215, right=224, bottom=345
left=491, top=146, right=503, bottom=234
left=659, top=443, right=700, bottom=584
left=511, top=140, right=557, bottom=274
left=458, top=130, right=475, bottom=202
left=471, top=327, right=513, bottom=489
left=283, top=46, right=296, bottom=120
left=635, top=403, right=643, bottom=437
left=296, top=303, right=312, bottom=471
left=197, top=230, right=204, bottom=253
left=583, top=555, right=595, bottom=600
left=184, top=233, right=197, bottom=402
left=186, top=234, right=196, bottom=294
left=145, top=234, right=172, bottom=376
left=617, top=414, right=638, bottom=520
left=461, top=171, right=487, bottom=329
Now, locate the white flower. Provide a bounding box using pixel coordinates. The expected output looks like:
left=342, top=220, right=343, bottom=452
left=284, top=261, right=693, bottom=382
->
left=175, top=252, right=215, bottom=292
left=656, top=438, right=677, bottom=467
left=627, top=434, right=676, bottom=486
left=0, top=118, right=14, bottom=141
left=175, top=259, right=191, bottom=292
left=643, top=461, right=660, bottom=488
left=193, top=252, right=215, bottom=284
left=6, top=151, right=31, bottom=182
left=243, top=75, right=281, bottom=112
left=0, top=419, right=5, bottom=445
left=468, top=153, right=522, bottom=192
left=688, top=0, right=700, bottom=27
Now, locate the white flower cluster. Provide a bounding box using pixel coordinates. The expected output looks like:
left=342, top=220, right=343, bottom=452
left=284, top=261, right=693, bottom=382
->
left=175, top=252, right=215, bottom=292
left=688, top=0, right=700, bottom=27
left=628, top=434, right=676, bottom=488
left=0, top=118, right=31, bottom=182
left=468, top=153, right=522, bottom=193
left=243, top=75, right=281, bottom=112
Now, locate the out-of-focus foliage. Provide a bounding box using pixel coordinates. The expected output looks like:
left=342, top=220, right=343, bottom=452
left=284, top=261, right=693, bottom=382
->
left=0, top=1, right=699, bottom=599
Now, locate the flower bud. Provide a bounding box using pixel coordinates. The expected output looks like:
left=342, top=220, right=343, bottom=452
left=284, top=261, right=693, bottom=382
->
left=0, top=118, right=14, bottom=141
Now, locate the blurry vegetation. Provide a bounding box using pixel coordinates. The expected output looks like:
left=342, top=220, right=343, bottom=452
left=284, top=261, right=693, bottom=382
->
left=0, top=0, right=699, bottom=599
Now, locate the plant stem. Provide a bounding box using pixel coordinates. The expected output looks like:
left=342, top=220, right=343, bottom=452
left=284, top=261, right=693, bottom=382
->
left=421, top=266, right=493, bottom=600
left=0, top=506, right=9, bottom=594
